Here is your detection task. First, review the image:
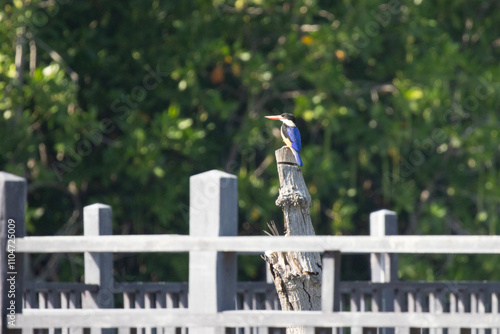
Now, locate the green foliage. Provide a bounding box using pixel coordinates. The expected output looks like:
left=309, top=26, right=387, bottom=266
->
left=1, top=0, right=500, bottom=282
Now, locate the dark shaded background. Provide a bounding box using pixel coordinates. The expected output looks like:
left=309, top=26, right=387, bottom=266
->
left=1, top=0, right=500, bottom=283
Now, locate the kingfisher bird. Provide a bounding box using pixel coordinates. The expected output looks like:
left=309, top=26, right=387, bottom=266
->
left=265, top=113, right=303, bottom=166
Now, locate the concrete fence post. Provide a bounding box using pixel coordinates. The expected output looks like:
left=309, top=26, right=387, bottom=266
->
left=321, top=251, right=341, bottom=313
left=189, top=170, right=238, bottom=334
left=0, top=172, right=27, bottom=332
left=84, top=203, right=114, bottom=334
left=370, top=209, right=398, bottom=334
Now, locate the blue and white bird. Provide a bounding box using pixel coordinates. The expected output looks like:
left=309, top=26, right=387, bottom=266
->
left=265, top=113, right=303, bottom=166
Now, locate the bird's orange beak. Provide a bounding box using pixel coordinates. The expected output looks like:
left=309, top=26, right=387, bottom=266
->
left=265, top=115, right=282, bottom=120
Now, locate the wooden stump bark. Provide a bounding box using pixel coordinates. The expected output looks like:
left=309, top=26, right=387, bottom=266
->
left=263, top=147, right=322, bottom=334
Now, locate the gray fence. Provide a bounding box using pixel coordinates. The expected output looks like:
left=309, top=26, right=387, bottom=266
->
left=1, top=170, right=500, bottom=333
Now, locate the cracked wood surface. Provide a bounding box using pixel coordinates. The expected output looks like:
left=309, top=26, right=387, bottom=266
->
left=263, top=147, right=323, bottom=334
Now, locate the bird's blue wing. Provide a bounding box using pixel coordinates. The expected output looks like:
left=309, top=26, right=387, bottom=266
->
left=286, top=126, right=301, bottom=152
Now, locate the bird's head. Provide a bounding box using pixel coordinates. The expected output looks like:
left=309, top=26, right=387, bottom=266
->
left=265, top=113, right=296, bottom=126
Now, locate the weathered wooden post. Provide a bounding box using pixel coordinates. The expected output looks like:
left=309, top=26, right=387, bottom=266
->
left=84, top=203, right=114, bottom=334
left=263, top=148, right=323, bottom=334
left=0, top=172, right=26, bottom=332
left=370, top=209, right=398, bottom=334
left=189, top=170, right=237, bottom=334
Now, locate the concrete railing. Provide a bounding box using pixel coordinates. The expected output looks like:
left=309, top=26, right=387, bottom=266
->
left=1, top=170, right=500, bottom=333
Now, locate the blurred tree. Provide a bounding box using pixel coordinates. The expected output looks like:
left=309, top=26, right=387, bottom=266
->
left=1, top=0, right=500, bottom=282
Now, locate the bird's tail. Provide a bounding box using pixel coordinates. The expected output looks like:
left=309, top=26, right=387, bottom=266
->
left=291, top=148, right=303, bottom=166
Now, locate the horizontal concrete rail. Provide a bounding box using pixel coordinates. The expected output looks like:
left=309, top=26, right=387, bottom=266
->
left=12, top=309, right=500, bottom=328
left=15, top=235, right=500, bottom=254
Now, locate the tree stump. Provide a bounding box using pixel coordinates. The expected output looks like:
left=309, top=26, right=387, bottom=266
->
left=263, top=147, right=322, bottom=334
